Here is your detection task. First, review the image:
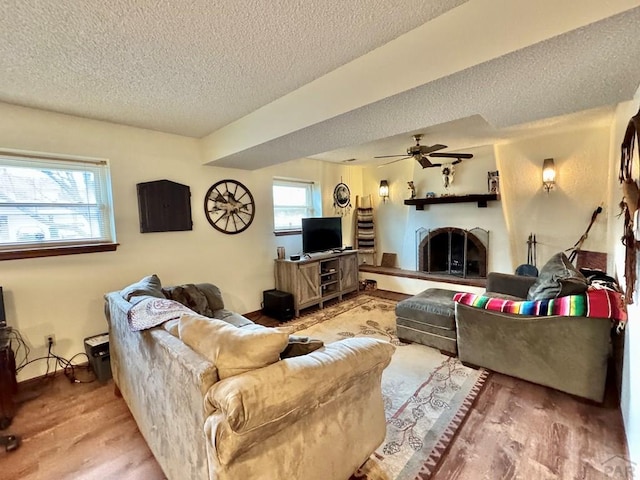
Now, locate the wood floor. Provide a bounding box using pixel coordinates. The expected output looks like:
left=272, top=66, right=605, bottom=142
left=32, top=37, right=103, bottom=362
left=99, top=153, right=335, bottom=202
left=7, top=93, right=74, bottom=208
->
left=1, top=291, right=629, bottom=480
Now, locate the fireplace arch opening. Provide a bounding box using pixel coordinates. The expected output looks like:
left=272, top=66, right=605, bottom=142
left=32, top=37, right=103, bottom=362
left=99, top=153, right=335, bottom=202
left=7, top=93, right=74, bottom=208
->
left=417, top=227, right=488, bottom=278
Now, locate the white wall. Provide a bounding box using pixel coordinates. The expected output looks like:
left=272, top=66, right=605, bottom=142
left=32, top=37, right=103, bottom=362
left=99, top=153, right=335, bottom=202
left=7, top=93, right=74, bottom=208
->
left=269, top=160, right=362, bottom=259
left=0, top=103, right=361, bottom=381
left=362, top=145, right=512, bottom=276
left=495, top=125, right=611, bottom=268
left=360, top=122, right=616, bottom=302
left=608, top=99, right=640, bottom=470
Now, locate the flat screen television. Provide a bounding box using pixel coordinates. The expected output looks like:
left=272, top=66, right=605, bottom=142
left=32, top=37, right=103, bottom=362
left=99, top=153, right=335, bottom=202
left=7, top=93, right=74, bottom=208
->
left=302, top=217, right=342, bottom=254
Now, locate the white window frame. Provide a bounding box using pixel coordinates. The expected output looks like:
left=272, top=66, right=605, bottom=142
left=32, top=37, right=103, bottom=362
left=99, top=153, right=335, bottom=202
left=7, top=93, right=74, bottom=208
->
left=0, top=149, right=118, bottom=260
left=272, top=178, right=319, bottom=234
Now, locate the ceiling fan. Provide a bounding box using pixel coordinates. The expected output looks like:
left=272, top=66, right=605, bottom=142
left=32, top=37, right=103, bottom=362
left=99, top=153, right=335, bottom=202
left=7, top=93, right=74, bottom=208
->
left=375, top=134, right=473, bottom=168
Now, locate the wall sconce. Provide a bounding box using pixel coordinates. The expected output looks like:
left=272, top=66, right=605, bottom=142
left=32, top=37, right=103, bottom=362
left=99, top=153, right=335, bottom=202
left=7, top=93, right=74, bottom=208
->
left=542, top=158, right=556, bottom=193
left=379, top=180, right=389, bottom=203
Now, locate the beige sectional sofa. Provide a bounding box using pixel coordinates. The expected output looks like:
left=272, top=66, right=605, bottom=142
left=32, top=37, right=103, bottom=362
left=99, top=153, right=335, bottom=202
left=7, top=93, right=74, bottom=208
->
left=104, top=276, right=394, bottom=480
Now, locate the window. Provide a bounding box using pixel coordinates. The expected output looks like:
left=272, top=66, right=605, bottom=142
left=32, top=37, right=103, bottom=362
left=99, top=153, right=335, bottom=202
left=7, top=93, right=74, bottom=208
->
left=0, top=150, right=117, bottom=260
left=272, top=179, right=317, bottom=233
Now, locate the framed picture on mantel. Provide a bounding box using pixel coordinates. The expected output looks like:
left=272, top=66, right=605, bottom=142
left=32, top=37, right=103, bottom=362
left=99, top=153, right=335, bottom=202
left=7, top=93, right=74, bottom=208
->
left=488, top=171, right=500, bottom=194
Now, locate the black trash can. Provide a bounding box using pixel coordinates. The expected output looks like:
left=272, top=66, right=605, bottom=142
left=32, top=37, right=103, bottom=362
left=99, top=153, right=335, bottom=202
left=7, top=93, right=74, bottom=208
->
left=84, top=333, right=112, bottom=382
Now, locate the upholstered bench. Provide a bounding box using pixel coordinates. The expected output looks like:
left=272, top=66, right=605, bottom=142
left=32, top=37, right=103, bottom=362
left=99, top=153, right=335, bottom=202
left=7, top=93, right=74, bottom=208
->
left=395, top=288, right=457, bottom=354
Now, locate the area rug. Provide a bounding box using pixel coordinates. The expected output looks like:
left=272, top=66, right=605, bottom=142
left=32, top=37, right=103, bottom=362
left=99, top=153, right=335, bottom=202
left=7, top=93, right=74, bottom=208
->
left=279, top=295, right=488, bottom=480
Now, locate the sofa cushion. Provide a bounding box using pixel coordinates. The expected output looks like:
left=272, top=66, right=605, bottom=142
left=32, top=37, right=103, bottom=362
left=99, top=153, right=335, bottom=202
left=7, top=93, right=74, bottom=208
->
left=163, top=284, right=214, bottom=317
left=179, top=313, right=289, bottom=379
left=527, top=252, right=588, bottom=301
left=484, top=291, right=524, bottom=302
left=121, top=274, right=164, bottom=303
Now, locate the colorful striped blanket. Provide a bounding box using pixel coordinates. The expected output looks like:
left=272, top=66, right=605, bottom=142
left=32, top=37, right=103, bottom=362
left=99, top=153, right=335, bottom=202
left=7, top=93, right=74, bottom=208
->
left=453, top=288, right=627, bottom=322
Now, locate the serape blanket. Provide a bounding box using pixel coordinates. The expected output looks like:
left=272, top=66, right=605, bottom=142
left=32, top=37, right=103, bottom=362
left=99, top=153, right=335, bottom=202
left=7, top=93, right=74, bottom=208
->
left=356, top=207, right=375, bottom=249
left=453, top=288, right=627, bottom=323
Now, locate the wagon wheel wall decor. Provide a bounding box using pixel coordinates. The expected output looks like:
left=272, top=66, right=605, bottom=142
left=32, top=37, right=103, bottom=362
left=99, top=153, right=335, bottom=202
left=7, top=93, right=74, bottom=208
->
left=204, top=179, right=255, bottom=234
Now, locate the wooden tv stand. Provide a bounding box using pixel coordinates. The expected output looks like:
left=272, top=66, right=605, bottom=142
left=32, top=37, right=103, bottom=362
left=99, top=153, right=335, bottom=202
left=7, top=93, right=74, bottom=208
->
left=275, top=250, right=358, bottom=316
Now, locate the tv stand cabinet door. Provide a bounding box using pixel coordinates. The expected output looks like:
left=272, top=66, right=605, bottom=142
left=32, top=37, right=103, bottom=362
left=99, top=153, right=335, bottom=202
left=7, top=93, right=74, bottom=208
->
left=340, top=253, right=359, bottom=293
left=296, top=262, right=321, bottom=310
left=275, top=260, right=321, bottom=316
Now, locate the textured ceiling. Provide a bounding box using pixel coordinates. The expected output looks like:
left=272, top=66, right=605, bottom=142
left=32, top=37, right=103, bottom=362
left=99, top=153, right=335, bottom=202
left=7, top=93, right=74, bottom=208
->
left=1, top=1, right=639, bottom=169
left=215, top=7, right=640, bottom=168
left=0, top=0, right=465, bottom=137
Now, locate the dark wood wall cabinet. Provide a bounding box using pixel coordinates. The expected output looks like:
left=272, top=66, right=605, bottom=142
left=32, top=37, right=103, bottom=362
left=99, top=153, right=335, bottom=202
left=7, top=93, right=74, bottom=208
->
left=136, top=180, right=193, bottom=233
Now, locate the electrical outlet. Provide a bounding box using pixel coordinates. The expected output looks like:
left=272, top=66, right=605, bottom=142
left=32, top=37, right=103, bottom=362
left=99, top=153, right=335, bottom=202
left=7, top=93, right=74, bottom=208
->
left=45, top=334, right=56, bottom=347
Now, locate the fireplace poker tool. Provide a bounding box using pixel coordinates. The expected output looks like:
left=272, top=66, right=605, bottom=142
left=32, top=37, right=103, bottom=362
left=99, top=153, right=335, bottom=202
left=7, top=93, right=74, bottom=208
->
left=515, top=233, right=539, bottom=277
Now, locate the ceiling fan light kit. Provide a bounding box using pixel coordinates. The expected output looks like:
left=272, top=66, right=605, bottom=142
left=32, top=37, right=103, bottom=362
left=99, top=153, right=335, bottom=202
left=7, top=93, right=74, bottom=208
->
left=375, top=134, right=473, bottom=168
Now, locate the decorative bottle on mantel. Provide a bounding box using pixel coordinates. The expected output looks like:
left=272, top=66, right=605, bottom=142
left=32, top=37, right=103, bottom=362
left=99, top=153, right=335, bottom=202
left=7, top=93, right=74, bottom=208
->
left=407, top=181, right=416, bottom=199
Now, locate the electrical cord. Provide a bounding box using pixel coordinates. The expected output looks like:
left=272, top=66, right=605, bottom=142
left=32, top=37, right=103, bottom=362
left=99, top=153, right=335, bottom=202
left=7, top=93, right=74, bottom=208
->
left=47, top=342, right=96, bottom=384
left=5, top=327, right=30, bottom=370
left=14, top=332, right=96, bottom=384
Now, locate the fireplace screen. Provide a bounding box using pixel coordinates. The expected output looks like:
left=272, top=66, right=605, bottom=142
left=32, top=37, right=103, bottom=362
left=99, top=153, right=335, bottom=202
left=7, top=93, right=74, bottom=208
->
left=416, top=227, right=489, bottom=278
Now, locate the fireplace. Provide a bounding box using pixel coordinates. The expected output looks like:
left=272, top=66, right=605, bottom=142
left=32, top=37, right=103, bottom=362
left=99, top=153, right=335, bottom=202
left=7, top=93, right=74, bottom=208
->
left=417, top=227, right=488, bottom=278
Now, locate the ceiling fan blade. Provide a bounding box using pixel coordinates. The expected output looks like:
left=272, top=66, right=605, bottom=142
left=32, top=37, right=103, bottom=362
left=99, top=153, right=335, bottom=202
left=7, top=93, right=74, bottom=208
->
left=378, top=156, right=411, bottom=167
left=429, top=152, right=473, bottom=159
left=421, top=144, right=448, bottom=154
left=374, top=154, right=410, bottom=158
left=417, top=156, right=435, bottom=168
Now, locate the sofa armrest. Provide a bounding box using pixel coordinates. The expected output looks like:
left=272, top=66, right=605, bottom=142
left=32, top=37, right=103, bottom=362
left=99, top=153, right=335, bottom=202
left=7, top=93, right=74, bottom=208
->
left=204, top=337, right=394, bottom=433
left=486, top=272, right=536, bottom=298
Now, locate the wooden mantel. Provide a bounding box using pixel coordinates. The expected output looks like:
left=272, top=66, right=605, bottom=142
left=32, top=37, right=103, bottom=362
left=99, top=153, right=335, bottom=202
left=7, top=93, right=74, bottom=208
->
left=404, top=193, right=499, bottom=210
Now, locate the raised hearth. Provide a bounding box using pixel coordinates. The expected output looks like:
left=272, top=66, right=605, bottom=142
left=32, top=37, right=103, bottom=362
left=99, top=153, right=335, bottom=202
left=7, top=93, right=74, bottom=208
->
left=358, top=265, right=487, bottom=288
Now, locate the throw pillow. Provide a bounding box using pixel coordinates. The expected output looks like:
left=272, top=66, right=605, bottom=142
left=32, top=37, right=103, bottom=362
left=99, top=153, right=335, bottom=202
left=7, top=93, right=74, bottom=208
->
left=194, top=283, right=225, bottom=312
left=120, top=274, right=164, bottom=302
left=179, top=313, right=289, bottom=379
left=527, top=252, right=588, bottom=301
left=163, top=284, right=214, bottom=317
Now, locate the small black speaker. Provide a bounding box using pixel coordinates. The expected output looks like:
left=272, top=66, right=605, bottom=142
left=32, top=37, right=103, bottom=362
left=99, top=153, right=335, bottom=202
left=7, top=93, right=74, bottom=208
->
left=262, top=289, right=294, bottom=321
left=0, top=287, right=6, bottom=326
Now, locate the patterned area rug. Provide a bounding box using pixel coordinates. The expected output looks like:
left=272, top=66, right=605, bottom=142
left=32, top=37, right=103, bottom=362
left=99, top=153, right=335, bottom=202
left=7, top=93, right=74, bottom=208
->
left=279, top=295, right=488, bottom=480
